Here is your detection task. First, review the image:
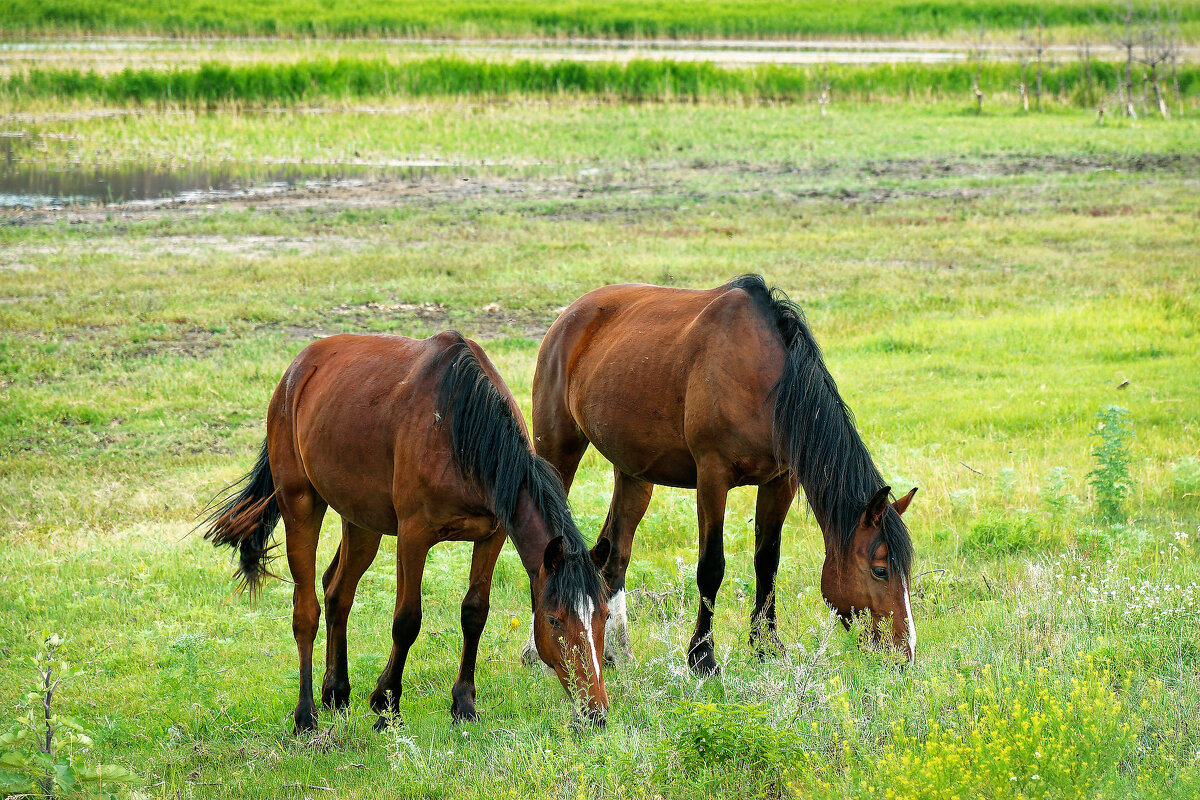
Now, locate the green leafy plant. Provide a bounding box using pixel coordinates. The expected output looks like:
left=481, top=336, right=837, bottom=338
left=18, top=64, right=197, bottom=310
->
left=0, top=634, right=135, bottom=798
left=659, top=701, right=805, bottom=776
left=996, top=467, right=1019, bottom=504
left=1088, top=406, right=1134, bottom=522
left=1171, top=457, right=1200, bottom=507
left=1040, top=466, right=1079, bottom=530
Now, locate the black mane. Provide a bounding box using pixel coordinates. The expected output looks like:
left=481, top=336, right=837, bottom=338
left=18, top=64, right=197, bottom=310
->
left=435, top=334, right=604, bottom=610
left=729, top=274, right=913, bottom=578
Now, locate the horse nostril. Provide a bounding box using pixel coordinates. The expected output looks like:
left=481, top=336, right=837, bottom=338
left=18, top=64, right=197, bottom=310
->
left=588, top=709, right=608, bottom=728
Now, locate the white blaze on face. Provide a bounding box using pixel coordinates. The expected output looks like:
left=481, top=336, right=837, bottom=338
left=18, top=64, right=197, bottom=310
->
left=575, top=597, right=600, bottom=678
left=901, top=577, right=916, bottom=663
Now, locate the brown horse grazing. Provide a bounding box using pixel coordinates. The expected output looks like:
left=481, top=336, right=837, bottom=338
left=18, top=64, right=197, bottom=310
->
left=528, top=275, right=917, bottom=674
left=203, top=332, right=610, bottom=733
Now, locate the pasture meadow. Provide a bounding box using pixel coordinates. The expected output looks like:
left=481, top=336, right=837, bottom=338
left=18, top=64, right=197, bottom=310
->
left=1, top=70, right=1199, bottom=800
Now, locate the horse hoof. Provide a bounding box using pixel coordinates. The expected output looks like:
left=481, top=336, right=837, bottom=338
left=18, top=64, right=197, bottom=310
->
left=752, top=635, right=784, bottom=662
left=321, top=683, right=352, bottom=711
left=451, top=705, right=479, bottom=724
left=293, top=708, right=318, bottom=735
left=687, top=649, right=720, bottom=677
left=373, top=714, right=402, bottom=733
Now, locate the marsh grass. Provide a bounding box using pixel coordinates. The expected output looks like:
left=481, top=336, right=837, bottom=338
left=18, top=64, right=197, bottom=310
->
left=3, top=57, right=1198, bottom=107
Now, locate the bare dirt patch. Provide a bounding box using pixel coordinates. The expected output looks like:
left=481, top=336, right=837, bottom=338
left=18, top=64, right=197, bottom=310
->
left=291, top=300, right=559, bottom=341
left=2, top=152, right=1195, bottom=231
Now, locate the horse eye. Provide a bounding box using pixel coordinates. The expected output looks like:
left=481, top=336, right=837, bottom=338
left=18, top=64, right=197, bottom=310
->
left=872, top=567, right=889, bottom=580
left=547, top=616, right=563, bottom=630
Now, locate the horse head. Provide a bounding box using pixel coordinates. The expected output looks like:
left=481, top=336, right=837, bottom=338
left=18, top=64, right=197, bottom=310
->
left=821, top=486, right=918, bottom=664
left=532, top=535, right=611, bottom=725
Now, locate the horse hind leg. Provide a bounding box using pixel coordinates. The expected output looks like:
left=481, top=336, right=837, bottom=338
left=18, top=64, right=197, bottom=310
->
left=321, top=521, right=382, bottom=711
left=751, top=473, right=797, bottom=659
left=687, top=463, right=732, bottom=677
left=278, top=481, right=328, bottom=734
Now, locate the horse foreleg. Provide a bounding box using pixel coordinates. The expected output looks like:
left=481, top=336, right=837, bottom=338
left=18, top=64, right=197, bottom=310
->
left=370, top=530, right=427, bottom=731
left=751, top=473, right=797, bottom=658
left=280, top=487, right=328, bottom=734
left=598, top=469, right=653, bottom=665
left=688, top=465, right=731, bottom=676
left=451, top=532, right=506, bottom=723
left=321, top=521, right=382, bottom=710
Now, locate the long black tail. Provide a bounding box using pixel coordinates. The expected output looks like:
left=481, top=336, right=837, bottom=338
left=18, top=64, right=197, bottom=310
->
left=730, top=274, right=911, bottom=575
left=200, top=438, right=281, bottom=594
left=435, top=334, right=602, bottom=608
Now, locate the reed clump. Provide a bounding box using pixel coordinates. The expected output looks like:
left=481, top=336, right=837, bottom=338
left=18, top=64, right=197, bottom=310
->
left=3, top=57, right=1197, bottom=107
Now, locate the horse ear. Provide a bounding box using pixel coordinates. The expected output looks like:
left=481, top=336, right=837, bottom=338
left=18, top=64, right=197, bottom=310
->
left=590, top=537, right=612, bottom=569
left=893, top=487, right=918, bottom=516
left=543, top=536, right=565, bottom=573
left=864, top=485, right=892, bottom=528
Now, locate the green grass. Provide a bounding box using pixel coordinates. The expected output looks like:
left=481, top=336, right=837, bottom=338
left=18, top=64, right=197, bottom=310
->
left=5, top=56, right=1198, bottom=107
left=4, top=0, right=1200, bottom=40
left=2, top=96, right=1199, bottom=798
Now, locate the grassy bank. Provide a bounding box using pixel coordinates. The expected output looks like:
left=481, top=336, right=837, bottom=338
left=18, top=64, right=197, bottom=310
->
left=4, top=0, right=1200, bottom=40
left=3, top=56, right=1198, bottom=107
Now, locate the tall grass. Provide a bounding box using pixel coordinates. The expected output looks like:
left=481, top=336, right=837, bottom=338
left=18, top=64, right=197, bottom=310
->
left=4, top=57, right=1197, bottom=106
left=5, top=0, right=1200, bottom=39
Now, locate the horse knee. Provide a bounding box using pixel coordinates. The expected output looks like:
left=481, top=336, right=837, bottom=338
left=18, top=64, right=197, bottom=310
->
left=391, top=611, right=421, bottom=646
left=696, top=553, right=725, bottom=596
left=460, top=593, right=488, bottom=634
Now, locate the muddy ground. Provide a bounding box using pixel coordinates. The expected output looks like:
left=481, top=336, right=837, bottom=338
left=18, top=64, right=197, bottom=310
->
left=3, top=151, right=1195, bottom=229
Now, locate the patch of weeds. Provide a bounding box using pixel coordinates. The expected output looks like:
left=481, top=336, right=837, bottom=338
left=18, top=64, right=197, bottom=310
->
left=653, top=701, right=807, bottom=796
left=165, top=632, right=210, bottom=740
left=1039, top=467, right=1078, bottom=531
left=0, top=634, right=136, bottom=798
left=1171, top=457, right=1200, bottom=507
left=948, top=488, right=976, bottom=515
left=995, top=467, right=1019, bottom=505
left=965, top=512, right=1059, bottom=554
left=1088, top=405, right=1134, bottom=522
left=862, top=658, right=1147, bottom=799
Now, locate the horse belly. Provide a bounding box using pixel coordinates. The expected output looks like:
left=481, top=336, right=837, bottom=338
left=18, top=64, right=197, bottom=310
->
left=581, top=416, right=698, bottom=488
left=305, top=462, right=400, bottom=535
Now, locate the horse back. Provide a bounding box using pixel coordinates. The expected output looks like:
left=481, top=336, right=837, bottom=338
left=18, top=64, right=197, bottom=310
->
left=269, top=332, right=497, bottom=536
left=535, top=282, right=788, bottom=487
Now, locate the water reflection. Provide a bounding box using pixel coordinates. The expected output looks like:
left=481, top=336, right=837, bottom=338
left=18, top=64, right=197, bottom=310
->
left=0, top=140, right=463, bottom=208
left=0, top=161, right=381, bottom=208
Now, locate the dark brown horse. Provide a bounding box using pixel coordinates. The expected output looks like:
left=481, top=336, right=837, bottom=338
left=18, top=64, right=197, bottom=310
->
left=203, top=332, right=610, bottom=732
left=529, top=275, right=917, bottom=674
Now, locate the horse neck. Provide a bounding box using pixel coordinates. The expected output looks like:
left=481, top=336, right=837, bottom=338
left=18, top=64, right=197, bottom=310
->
left=506, top=489, right=555, bottom=586
left=799, top=479, right=860, bottom=564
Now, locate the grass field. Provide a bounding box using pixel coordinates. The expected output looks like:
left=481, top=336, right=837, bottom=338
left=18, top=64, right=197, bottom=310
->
left=4, top=0, right=1200, bottom=41
left=2, top=43, right=1200, bottom=800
